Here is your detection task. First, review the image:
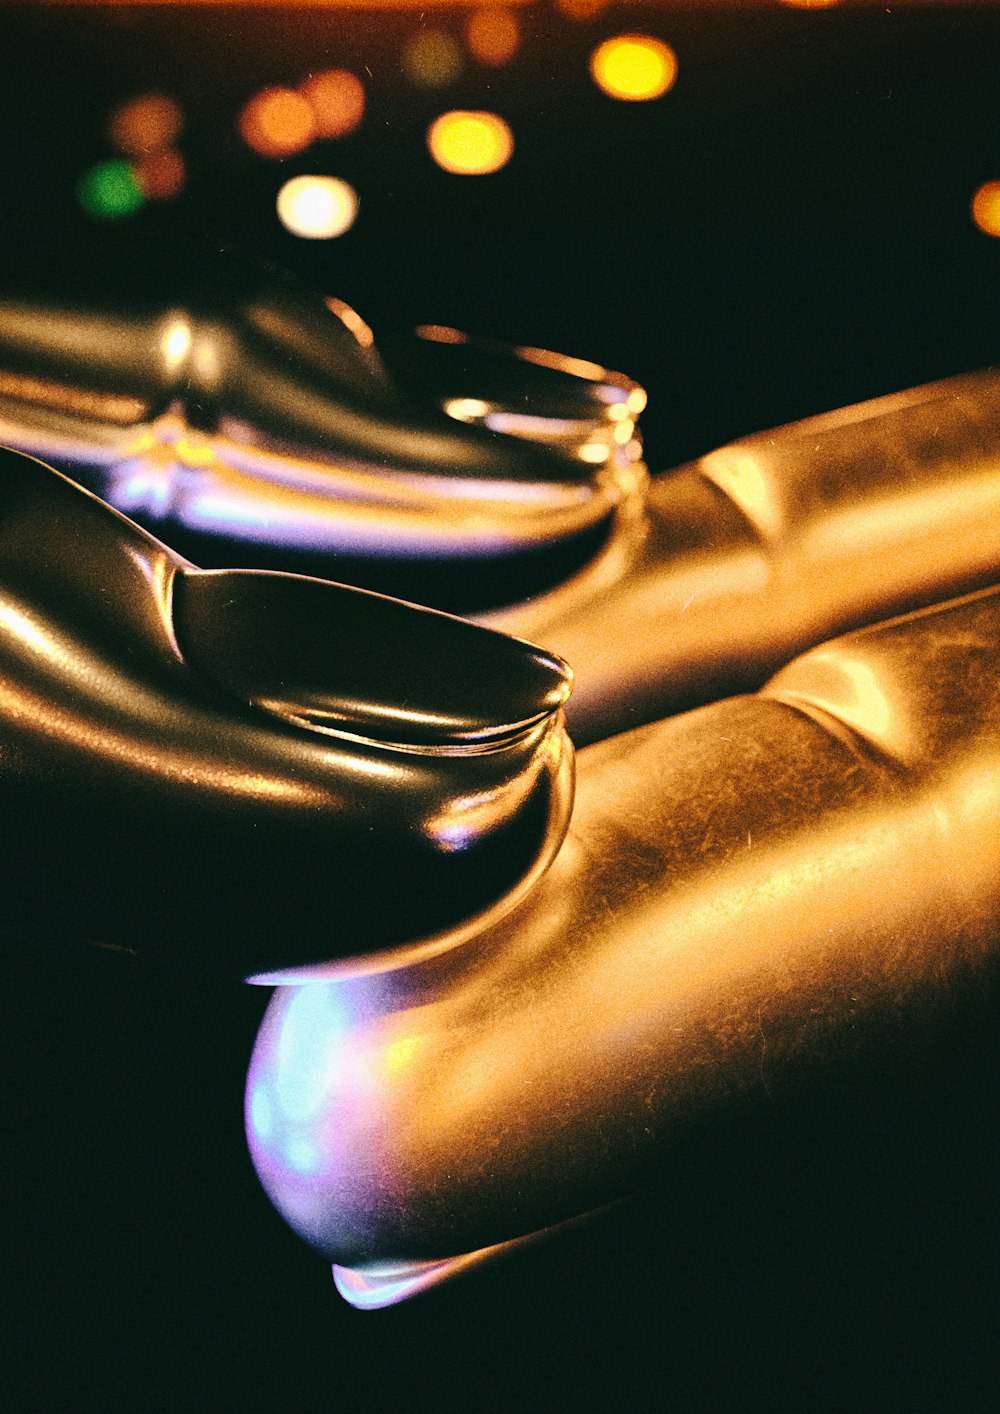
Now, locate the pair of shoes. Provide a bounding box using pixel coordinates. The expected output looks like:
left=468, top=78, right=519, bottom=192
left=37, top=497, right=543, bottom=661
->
left=0, top=242, right=643, bottom=614
left=246, top=574, right=1000, bottom=1305
left=5, top=246, right=1000, bottom=745
left=3, top=336, right=1000, bottom=1308
left=0, top=445, right=572, bottom=979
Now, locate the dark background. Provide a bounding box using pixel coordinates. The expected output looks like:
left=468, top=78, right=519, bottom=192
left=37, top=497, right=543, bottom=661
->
left=4, top=4, right=1000, bottom=1409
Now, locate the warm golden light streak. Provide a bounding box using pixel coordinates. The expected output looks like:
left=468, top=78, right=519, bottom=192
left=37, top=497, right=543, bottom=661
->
left=427, top=110, right=514, bottom=175
left=590, top=34, right=677, bottom=102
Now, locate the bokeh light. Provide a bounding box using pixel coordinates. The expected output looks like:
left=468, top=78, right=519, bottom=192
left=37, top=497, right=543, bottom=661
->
left=300, top=69, right=365, bottom=140
left=77, top=159, right=144, bottom=220
left=557, top=0, right=610, bottom=19
left=133, top=149, right=185, bottom=201
left=403, top=30, right=462, bottom=88
left=427, top=110, right=514, bottom=175
left=589, top=35, right=678, bottom=102
left=779, top=0, right=839, bottom=8
left=466, top=8, right=520, bottom=68
left=277, top=175, right=359, bottom=239
left=108, top=93, right=183, bottom=158
left=971, top=181, right=1000, bottom=238
left=240, top=87, right=315, bottom=159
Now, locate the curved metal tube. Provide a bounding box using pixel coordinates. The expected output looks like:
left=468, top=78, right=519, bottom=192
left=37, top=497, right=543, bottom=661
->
left=0, top=446, right=573, bottom=978
left=483, top=365, right=1000, bottom=742
left=0, top=247, right=642, bottom=610
left=247, top=582, right=1000, bottom=1300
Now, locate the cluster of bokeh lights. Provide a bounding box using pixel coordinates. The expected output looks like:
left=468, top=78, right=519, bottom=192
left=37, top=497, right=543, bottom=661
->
left=75, top=15, right=1000, bottom=247
left=78, top=91, right=186, bottom=220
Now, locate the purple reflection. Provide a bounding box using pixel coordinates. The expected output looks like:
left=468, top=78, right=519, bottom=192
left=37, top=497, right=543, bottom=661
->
left=245, top=982, right=354, bottom=1197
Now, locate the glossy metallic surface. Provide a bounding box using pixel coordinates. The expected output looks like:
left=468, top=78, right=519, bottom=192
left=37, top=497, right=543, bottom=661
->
left=248, top=583, right=1000, bottom=1292
left=0, top=446, right=573, bottom=977
left=484, top=366, right=1000, bottom=742
left=0, top=247, right=641, bottom=609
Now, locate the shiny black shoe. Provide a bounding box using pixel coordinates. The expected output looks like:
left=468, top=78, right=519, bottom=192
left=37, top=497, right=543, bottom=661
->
left=0, top=243, right=644, bottom=613
left=0, top=446, right=572, bottom=978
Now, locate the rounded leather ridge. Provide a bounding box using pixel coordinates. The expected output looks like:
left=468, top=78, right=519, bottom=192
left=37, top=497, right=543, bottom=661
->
left=248, top=582, right=1000, bottom=1266
left=0, top=447, right=574, bottom=977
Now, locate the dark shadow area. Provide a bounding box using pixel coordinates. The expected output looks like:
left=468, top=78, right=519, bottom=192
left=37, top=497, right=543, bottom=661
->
left=3, top=5, right=1000, bottom=1409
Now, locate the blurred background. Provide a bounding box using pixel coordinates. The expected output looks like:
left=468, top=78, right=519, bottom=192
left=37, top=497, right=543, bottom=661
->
left=4, top=3, right=1000, bottom=1410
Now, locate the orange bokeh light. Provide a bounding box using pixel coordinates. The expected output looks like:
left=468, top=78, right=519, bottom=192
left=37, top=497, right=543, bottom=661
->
left=133, top=149, right=186, bottom=200
left=240, top=87, right=315, bottom=159
left=971, top=181, right=1000, bottom=237
left=108, top=93, right=183, bottom=157
left=556, top=0, right=610, bottom=19
left=466, top=8, right=520, bottom=67
left=300, top=69, right=366, bottom=139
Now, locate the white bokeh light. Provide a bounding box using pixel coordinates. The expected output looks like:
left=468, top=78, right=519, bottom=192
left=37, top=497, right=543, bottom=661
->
left=276, top=176, right=359, bottom=239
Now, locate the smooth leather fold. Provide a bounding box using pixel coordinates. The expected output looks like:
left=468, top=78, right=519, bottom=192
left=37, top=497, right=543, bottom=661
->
left=247, top=582, right=1000, bottom=1282
left=7, top=245, right=1000, bottom=750
left=0, top=446, right=573, bottom=978
left=0, top=245, right=642, bottom=610
left=483, top=365, right=1000, bottom=742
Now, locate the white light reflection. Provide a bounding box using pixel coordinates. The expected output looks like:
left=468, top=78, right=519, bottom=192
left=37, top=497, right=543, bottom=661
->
left=272, top=983, right=352, bottom=1126
left=444, top=397, right=491, bottom=422
left=161, top=317, right=192, bottom=370
left=277, top=176, right=359, bottom=240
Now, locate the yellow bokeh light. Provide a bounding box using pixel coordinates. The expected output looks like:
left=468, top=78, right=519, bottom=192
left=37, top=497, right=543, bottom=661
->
left=403, top=30, right=463, bottom=88
left=971, top=181, right=1000, bottom=238
left=779, top=0, right=839, bottom=8
left=427, top=110, right=514, bottom=176
left=276, top=176, right=359, bottom=239
left=300, top=69, right=365, bottom=139
left=466, top=8, right=520, bottom=68
left=589, top=34, right=678, bottom=103
left=240, top=88, right=315, bottom=159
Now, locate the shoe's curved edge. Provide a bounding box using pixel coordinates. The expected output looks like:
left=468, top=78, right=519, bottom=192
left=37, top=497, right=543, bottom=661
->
left=484, top=363, right=1000, bottom=744
left=0, top=446, right=576, bottom=976
left=172, top=567, right=572, bottom=750
left=331, top=1201, right=613, bottom=1309
left=247, top=581, right=1000, bottom=1272
left=0, top=248, right=643, bottom=578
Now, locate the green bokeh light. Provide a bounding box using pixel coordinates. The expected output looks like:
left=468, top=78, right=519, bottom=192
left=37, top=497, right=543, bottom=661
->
left=76, top=159, right=144, bottom=220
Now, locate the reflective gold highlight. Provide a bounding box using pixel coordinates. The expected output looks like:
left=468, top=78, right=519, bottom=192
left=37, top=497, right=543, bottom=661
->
left=484, top=367, right=1000, bottom=744
left=250, top=584, right=1000, bottom=1275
